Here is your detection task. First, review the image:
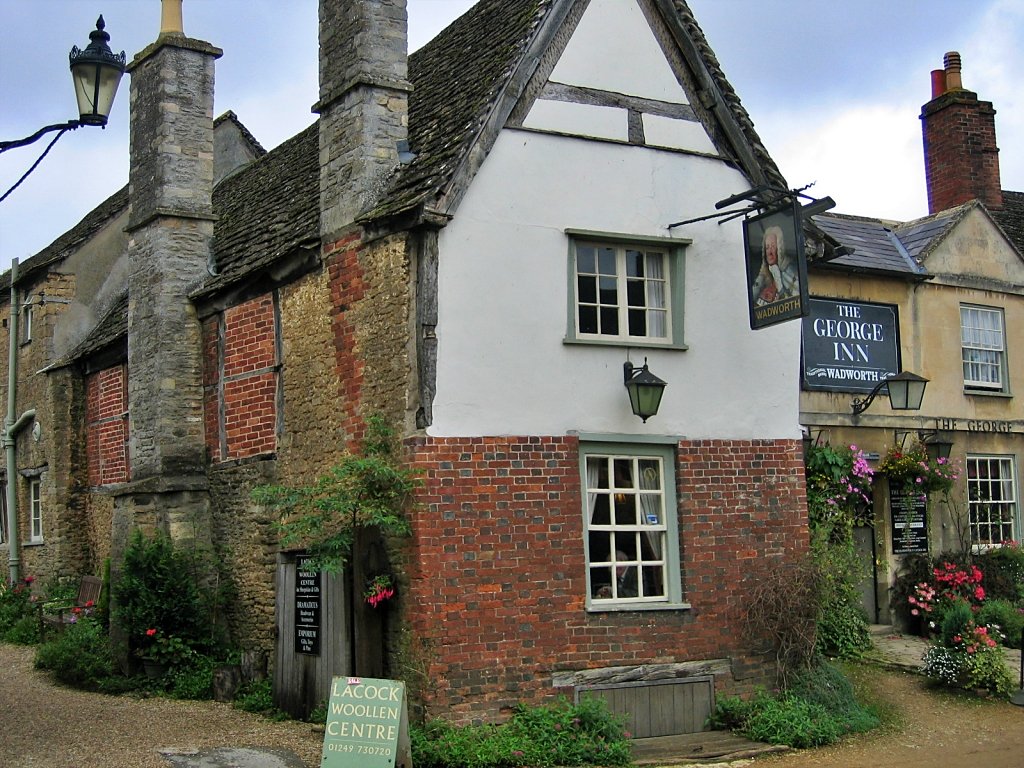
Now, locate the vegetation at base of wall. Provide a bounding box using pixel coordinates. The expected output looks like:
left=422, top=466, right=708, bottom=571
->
left=251, top=414, right=420, bottom=574
left=708, top=660, right=881, bottom=749
left=976, top=599, right=1024, bottom=650
left=0, top=576, right=41, bottom=643
left=410, top=697, right=632, bottom=768
left=34, top=616, right=117, bottom=690
left=114, top=529, right=218, bottom=662
left=233, top=678, right=289, bottom=720
left=920, top=600, right=1016, bottom=698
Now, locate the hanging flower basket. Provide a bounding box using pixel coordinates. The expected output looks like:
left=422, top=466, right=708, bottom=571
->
left=364, top=574, right=396, bottom=608
left=878, top=443, right=961, bottom=494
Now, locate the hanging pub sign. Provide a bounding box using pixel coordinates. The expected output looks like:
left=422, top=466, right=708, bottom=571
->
left=890, top=486, right=929, bottom=555
left=295, top=555, right=322, bottom=656
left=744, top=199, right=809, bottom=329
left=802, top=299, right=900, bottom=393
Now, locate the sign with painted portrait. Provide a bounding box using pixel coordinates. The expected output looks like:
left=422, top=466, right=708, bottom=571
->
left=802, top=298, right=900, bottom=393
left=744, top=200, right=808, bottom=329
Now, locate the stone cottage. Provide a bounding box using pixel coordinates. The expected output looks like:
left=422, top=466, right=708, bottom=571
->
left=2, top=0, right=810, bottom=731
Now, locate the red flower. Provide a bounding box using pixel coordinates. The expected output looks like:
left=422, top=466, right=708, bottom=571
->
left=146, top=628, right=158, bottom=637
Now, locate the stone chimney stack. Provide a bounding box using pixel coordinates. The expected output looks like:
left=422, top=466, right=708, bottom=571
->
left=120, top=1, right=221, bottom=534
left=921, top=51, right=1002, bottom=213
left=316, top=0, right=412, bottom=240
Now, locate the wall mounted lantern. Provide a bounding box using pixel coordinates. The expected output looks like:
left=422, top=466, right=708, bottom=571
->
left=919, top=430, right=954, bottom=461
left=623, top=359, right=666, bottom=422
left=850, top=371, right=928, bottom=416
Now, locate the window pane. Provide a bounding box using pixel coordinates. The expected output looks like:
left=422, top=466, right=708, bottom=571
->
left=627, top=308, right=646, bottom=336
left=626, top=249, right=643, bottom=277
left=600, top=307, right=618, bottom=335
left=598, top=276, right=618, bottom=304
left=577, top=246, right=596, bottom=274
left=578, top=275, right=596, bottom=304
left=578, top=306, right=598, bottom=334
left=626, top=279, right=646, bottom=307
left=597, top=247, right=616, bottom=275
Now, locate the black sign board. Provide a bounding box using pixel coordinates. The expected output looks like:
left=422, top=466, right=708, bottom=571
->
left=890, top=486, right=929, bottom=555
left=295, top=555, right=322, bottom=656
left=802, top=299, right=900, bottom=393
left=744, top=200, right=808, bottom=329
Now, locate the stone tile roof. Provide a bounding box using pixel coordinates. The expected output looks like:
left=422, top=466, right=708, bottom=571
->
left=51, top=0, right=789, bottom=364
left=214, top=110, right=267, bottom=157
left=993, top=190, right=1024, bottom=253
left=55, top=290, right=129, bottom=368
left=0, top=185, right=128, bottom=292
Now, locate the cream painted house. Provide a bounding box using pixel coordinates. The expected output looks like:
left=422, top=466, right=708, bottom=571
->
left=801, top=53, right=1024, bottom=623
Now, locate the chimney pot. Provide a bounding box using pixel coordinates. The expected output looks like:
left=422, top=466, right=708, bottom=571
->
left=944, top=51, right=963, bottom=91
left=930, top=69, right=946, bottom=99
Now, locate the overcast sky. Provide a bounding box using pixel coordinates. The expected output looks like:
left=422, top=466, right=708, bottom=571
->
left=2, top=0, right=1023, bottom=275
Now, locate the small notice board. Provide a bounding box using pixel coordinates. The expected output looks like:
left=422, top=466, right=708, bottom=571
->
left=322, top=677, right=410, bottom=768
left=890, top=486, right=929, bottom=555
left=295, top=555, right=321, bottom=655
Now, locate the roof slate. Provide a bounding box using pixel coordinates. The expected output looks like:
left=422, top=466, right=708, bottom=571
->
left=811, top=213, right=926, bottom=277
left=993, top=190, right=1024, bottom=253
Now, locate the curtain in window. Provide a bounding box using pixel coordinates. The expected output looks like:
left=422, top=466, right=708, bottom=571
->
left=646, top=254, right=667, bottom=338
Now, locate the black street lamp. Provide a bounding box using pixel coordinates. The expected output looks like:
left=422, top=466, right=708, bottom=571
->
left=0, top=16, right=125, bottom=200
left=850, top=371, right=929, bottom=416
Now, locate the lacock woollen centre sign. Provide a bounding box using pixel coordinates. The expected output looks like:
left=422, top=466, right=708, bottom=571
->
left=802, top=299, right=899, bottom=392
left=322, top=677, right=411, bottom=768
left=296, top=555, right=321, bottom=655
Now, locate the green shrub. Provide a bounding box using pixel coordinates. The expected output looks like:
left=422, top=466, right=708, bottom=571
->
left=4, top=613, right=41, bottom=645
left=709, top=661, right=879, bottom=749
left=34, top=617, right=116, bottom=690
left=976, top=599, right=1024, bottom=649
left=114, top=530, right=211, bottom=659
left=817, top=596, right=872, bottom=659
left=741, top=694, right=843, bottom=748
left=411, top=697, right=631, bottom=768
left=167, top=655, right=217, bottom=700
left=975, top=544, right=1024, bottom=602
left=0, top=576, right=39, bottom=639
left=234, top=678, right=287, bottom=720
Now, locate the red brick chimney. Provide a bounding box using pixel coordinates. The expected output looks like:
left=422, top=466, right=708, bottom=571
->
left=921, top=51, right=1002, bottom=213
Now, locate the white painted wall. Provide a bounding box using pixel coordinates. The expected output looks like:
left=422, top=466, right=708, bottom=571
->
left=429, top=129, right=802, bottom=440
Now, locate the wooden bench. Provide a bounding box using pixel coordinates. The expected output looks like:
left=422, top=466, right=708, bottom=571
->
left=39, top=575, right=102, bottom=637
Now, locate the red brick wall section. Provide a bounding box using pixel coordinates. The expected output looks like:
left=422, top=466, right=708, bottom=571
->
left=403, top=436, right=808, bottom=724
left=326, top=232, right=366, bottom=448
left=203, top=294, right=280, bottom=462
left=85, top=365, right=129, bottom=486
left=923, top=93, right=1002, bottom=213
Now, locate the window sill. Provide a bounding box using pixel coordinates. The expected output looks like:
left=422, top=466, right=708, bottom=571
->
left=564, top=337, right=687, bottom=351
left=963, top=389, right=1012, bottom=398
left=587, top=601, right=691, bottom=613
left=23, top=540, right=44, bottom=547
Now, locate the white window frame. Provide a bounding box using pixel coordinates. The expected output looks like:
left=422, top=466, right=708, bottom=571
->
left=967, top=455, right=1018, bottom=547
left=565, top=230, right=688, bottom=349
left=20, top=300, right=32, bottom=344
left=960, top=305, right=1006, bottom=392
left=29, top=479, right=42, bottom=543
left=581, top=441, right=685, bottom=610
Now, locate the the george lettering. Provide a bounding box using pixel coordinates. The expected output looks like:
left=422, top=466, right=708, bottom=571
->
left=812, top=318, right=885, bottom=342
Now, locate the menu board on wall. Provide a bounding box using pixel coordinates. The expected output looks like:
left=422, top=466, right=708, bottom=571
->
left=890, top=486, right=929, bottom=555
left=295, top=555, right=322, bottom=655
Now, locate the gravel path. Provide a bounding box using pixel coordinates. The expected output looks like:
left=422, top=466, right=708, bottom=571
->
left=0, top=643, right=324, bottom=768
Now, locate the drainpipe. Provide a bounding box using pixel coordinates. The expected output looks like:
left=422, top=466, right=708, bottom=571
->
left=4, top=258, right=36, bottom=584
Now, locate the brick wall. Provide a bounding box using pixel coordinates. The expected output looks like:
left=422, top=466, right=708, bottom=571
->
left=402, top=435, right=808, bottom=723
left=204, top=294, right=280, bottom=462
left=85, top=365, right=129, bottom=486
left=922, top=91, right=1002, bottom=213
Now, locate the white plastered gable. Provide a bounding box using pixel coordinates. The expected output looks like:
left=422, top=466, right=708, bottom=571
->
left=519, top=0, right=719, bottom=155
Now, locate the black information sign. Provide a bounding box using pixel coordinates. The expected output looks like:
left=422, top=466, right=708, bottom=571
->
left=890, top=486, right=929, bottom=555
left=295, top=555, right=322, bottom=655
left=802, top=298, right=900, bottom=393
